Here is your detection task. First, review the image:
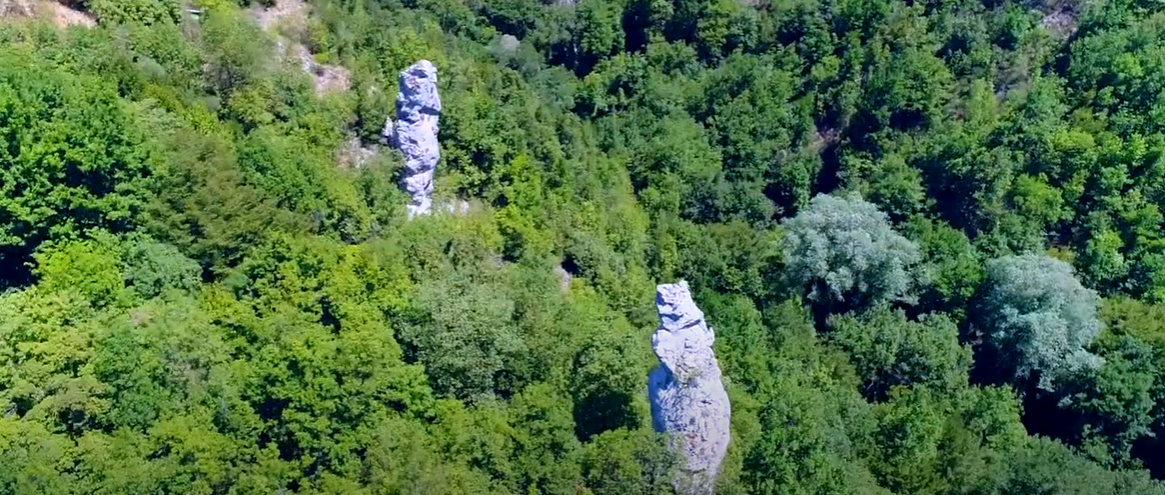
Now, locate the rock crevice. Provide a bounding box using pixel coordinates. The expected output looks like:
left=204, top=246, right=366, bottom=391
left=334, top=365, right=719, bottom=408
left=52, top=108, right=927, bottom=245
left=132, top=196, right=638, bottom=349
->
left=385, top=60, right=441, bottom=218
left=648, top=281, right=731, bottom=494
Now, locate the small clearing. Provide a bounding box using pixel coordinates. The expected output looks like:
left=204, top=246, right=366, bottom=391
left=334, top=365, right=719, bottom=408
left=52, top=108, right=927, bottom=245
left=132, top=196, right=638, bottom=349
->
left=1040, top=4, right=1078, bottom=38
left=249, top=0, right=350, bottom=96
left=811, top=125, right=842, bottom=153
left=335, top=136, right=379, bottom=169
left=47, top=0, right=92, bottom=27
left=251, top=0, right=306, bottom=32
left=0, top=0, right=95, bottom=28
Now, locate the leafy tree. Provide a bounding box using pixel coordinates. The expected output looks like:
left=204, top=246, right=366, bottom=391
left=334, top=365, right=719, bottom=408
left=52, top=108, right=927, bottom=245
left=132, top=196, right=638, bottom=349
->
left=0, top=54, right=157, bottom=286
left=570, top=324, right=649, bottom=441
left=998, top=437, right=1165, bottom=495
left=507, top=383, right=584, bottom=493
left=89, top=297, right=228, bottom=430
left=869, top=386, right=949, bottom=494
left=905, top=216, right=984, bottom=321
left=88, top=0, right=181, bottom=26
left=695, top=53, right=807, bottom=220
left=780, top=192, right=921, bottom=312
left=32, top=235, right=126, bottom=308
left=363, top=416, right=497, bottom=494
left=742, top=368, right=887, bottom=495
left=0, top=418, right=77, bottom=494
left=977, top=254, right=1103, bottom=391
left=199, top=7, right=270, bottom=97
left=1078, top=226, right=1130, bottom=294
left=859, top=154, right=929, bottom=223
left=859, top=44, right=954, bottom=132
left=672, top=221, right=780, bottom=300
left=580, top=428, right=678, bottom=495
left=830, top=304, right=971, bottom=401
left=701, top=291, right=777, bottom=396
left=618, top=110, right=724, bottom=220
left=1055, top=335, right=1161, bottom=469
left=398, top=271, right=526, bottom=402
left=118, top=235, right=201, bottom=298
left=147, top=132, right=297, bottom=273
left=571, top=0, right=625, bottom=75
left=0, top=286, right=103, bottom=433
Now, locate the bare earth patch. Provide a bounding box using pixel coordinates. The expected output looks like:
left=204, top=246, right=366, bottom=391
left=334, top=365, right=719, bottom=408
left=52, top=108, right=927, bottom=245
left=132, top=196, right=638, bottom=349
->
left=47, top=0, right=92, bottom=27
left=0, top=0, right=95, bottom=27
left=250, top=0, right=350, bottom=96
left=1040, top=5, right=1078, bottom=38
left=811, top=125, right=842, bottom=153
left=335, top=136, right=379, bottom=169
left=250, top=0, right=307, bottom=32
left=253, top=0, right=364, bottom=171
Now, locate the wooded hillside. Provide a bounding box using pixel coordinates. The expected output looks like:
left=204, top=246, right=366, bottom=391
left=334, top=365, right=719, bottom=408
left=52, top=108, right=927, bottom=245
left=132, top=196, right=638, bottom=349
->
left=4, top=0, right=1165, bottom=493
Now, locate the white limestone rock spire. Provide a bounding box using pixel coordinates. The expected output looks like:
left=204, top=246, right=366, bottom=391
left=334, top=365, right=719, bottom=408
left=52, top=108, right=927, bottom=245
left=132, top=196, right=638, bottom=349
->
left=648, top=281, right=731, bottom=494
left=385, top=60, right=441, bottom=218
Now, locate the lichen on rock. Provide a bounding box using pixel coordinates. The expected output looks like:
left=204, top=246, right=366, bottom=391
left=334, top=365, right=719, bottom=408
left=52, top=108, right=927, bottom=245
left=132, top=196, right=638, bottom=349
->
left=648, top=281, right=731, bottom=494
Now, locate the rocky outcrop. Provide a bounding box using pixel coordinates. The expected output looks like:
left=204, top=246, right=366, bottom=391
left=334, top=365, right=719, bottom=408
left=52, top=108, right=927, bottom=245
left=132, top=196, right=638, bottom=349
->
left=1, top=0, right=95, bottom=27
left=385, top=60, right=441, bottom=218
left=252, top=0, right=349, bottom=95
left=648, top=281, right=731, bottom=494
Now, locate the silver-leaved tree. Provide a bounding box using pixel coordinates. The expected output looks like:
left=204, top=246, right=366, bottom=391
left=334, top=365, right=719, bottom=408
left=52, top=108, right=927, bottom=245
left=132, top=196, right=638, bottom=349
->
left=780, top=192, right=921, bottom=311
left=979, top=254, right=1103, bottom=391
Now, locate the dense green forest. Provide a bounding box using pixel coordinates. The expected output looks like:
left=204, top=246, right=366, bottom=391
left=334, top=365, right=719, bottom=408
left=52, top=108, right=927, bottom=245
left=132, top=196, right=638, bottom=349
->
left=6, top=0, right=1165, bottom=492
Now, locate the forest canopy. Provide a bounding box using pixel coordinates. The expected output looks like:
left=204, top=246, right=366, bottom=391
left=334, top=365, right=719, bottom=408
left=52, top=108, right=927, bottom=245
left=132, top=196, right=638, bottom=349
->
left=4, top=0, right=1165, bottom=493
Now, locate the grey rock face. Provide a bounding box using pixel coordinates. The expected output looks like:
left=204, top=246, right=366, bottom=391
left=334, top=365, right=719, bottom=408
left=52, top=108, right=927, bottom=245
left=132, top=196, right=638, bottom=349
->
left=499, top=34, right=520, bottom=52
left=648, top=281, right=731, bottom=494
left=385, top=60, right=441, bottom=217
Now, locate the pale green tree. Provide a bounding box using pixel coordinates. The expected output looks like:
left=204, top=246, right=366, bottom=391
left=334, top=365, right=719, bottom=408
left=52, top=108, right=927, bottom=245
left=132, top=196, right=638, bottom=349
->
left=979, top=254, right=1103, bottom=391
left=780, top=193, right=921, bottom=309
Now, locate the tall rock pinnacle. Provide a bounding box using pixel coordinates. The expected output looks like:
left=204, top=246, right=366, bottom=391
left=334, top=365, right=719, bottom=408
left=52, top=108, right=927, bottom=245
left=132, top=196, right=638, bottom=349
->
left=385, top=60, right=441, bottom=218
left=648, top=281, right=731, bottom=494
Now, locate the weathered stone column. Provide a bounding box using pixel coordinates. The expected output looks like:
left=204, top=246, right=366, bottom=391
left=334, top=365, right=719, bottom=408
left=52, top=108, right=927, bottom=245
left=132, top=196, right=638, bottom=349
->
left=648, top=281, right=731, bottom=494
left=385, top=60, right=441, bottom=218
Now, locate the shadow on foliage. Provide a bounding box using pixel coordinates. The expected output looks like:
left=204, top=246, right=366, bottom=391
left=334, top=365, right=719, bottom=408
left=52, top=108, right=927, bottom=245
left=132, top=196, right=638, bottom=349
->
left=574, top=388, right=640, bottom=442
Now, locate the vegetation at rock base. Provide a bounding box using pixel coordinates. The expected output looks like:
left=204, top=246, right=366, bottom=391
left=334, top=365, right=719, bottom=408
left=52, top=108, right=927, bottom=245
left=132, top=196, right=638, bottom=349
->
left=6, top=0, right=1165, bottom=493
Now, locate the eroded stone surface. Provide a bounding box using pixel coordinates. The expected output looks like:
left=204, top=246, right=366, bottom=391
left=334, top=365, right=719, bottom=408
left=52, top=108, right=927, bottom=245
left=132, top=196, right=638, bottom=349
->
left=385, top=60, right=441, bottom=217
left=648, top=281, right=731, bottom=494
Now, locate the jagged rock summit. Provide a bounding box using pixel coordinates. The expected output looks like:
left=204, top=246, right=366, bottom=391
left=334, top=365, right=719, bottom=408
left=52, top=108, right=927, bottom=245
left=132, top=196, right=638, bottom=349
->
left=385, top=60, right=441, bottom=217
left=648, top=281, right=731, bottom=494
